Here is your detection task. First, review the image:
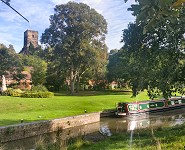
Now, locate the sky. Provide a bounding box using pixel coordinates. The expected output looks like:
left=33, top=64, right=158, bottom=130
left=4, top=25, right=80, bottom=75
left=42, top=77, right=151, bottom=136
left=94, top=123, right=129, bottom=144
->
left=0, top=0, right=136, bottom=53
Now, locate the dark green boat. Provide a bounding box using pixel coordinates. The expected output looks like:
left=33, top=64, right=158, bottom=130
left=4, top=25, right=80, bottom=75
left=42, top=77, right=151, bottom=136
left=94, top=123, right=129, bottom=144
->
left=116, top=97, right=185, bottom=116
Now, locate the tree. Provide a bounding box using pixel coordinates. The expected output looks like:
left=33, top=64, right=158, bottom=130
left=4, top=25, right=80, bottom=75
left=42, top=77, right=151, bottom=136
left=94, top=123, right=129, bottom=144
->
left=20, top=55, right=47, bottom=86
left=117, top=0, right=185, bottom=98
left=41, top=2, right=108, bottom=94
left=107, top=49, right=131, bottom=90
left=125, top=0, right=185, bottom=34
left=0, top=43, right=22, bottom=77
left=44, top=60, right=67, bottom=92
left=107, top=16, right=185, bottom=98
left=108, top=49, right=126, bottom=81
left=121, top=21, right=185, bottom=98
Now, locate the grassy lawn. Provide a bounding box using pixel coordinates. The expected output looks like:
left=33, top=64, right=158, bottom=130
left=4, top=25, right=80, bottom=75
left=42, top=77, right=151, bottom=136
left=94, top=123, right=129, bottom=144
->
left=73, top=124, right=185, bottom=150
left=0, top=90, right=150, bottom=126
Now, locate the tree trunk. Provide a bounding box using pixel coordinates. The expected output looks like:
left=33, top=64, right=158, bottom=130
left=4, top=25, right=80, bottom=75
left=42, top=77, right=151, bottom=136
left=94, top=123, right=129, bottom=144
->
left=76, top=75, right=80, bottom=93
left=70, top=66, right=75, bottom=95
left=132, top=80, right=138, bottom=97
left=70, top=80, right=75, bottom=95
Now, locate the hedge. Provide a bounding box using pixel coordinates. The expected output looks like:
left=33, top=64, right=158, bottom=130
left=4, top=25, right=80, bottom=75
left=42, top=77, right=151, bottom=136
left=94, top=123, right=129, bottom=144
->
left=2, top=88, right=23, bottom=97
left=21, top=92, right=54, bottom=98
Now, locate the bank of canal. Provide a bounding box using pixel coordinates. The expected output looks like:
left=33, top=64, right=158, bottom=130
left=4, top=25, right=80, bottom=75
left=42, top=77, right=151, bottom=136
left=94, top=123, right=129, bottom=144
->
left=1, top=109, right=185, bottom=149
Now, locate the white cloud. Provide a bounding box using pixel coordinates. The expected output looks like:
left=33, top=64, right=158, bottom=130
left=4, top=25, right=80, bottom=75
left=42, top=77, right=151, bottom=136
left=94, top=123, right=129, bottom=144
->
left=0, top=0, right=136, bottom=52
left=51, top=0, right=102, bottom=5
left=51, top=0, right=69, bottom=5
left=82, top=0, right=102, bottom=5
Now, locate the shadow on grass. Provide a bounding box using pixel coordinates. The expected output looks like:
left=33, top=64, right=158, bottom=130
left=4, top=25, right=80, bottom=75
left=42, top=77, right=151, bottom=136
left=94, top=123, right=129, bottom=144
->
left=54, top=90, right=132, bottom=97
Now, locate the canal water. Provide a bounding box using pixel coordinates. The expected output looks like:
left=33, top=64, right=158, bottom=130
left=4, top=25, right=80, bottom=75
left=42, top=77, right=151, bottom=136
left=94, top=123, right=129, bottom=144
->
left=2, top=108, right=185, bottom=150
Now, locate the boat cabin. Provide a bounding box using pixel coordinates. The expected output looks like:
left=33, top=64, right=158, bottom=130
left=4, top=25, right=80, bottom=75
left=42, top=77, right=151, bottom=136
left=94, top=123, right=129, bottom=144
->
left=116, top=97, right=185, bottom=116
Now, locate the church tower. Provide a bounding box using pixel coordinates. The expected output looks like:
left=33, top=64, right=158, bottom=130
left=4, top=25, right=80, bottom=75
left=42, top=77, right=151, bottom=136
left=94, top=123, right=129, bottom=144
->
left=20, top=30, right=38, bottom=54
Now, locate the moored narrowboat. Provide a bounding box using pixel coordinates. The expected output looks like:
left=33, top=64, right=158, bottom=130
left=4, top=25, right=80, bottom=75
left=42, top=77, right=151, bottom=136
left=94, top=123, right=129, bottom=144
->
left=116, top=97, right=185, bottom=116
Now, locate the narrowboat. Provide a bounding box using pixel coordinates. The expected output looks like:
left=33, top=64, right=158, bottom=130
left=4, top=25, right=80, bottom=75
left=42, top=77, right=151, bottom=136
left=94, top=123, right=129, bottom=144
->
left=116, top=97, right=185, bottom=116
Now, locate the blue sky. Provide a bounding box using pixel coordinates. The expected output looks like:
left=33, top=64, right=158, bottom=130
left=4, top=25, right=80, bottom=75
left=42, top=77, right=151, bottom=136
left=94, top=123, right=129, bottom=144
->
left=0, top=0, right=135, bottom=53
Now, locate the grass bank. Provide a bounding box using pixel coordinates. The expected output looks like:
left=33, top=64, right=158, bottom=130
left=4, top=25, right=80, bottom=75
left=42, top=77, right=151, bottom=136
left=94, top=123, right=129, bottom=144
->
left=0, top=90, right=149, bottom=126
left=69, top=123, right=185, bottom=150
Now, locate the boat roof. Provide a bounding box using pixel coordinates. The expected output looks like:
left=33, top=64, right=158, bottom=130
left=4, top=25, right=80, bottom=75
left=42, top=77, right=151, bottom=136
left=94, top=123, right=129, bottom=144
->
left=118, top=97, right=185, bottom=104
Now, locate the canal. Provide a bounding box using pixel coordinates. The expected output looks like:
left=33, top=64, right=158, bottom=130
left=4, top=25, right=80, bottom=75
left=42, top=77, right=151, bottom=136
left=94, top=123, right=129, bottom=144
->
left=2, top=108, right=185, bottom=150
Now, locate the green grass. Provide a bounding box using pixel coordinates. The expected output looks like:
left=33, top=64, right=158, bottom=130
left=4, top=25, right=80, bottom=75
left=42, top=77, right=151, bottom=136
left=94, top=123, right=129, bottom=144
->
left=75, top=124, right=185, bottom=150
left=0, top=90, right=150, bottom=126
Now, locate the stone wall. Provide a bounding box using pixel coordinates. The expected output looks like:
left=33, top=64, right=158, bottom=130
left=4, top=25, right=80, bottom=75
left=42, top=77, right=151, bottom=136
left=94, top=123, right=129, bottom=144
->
left=0, top=112, right=100, bottom=143
left=5, top=122, right=100, bottom=149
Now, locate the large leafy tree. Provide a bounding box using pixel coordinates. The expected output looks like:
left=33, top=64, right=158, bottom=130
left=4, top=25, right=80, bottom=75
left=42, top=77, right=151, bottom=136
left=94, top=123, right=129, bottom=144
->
left=107, top=49, right=128, bottom=82
left=108, top=21, right=185, bottom=97
left=120, top=18, right=185, bottom=98
left=41, top=2, right=108, bottom=94
left=114, top=0, right=185, bottom=98
left=108, top=0, right=185, bottom=98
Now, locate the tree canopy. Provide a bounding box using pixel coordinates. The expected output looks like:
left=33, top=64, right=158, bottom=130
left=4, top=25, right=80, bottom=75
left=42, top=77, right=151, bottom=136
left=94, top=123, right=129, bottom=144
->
left=0, top=44, right=22, bottom=77
left=20, top=55, right=47, bottom=86
left=107, top=0, right=185, bottom=98
left=41, top=2, right=108, bottom=94
left=125, top=0, right=185, bottom=34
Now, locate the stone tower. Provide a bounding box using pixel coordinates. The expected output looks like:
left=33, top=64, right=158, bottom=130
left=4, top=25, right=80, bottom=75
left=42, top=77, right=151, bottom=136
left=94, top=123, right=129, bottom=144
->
left=20, top=30, right=38, bottom=54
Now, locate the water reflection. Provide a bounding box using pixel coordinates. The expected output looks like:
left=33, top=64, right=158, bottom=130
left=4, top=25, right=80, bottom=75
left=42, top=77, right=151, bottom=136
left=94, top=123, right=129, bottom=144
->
left=99, top=125, right=112, bottom=136
left=2, top=108, right=185, bottom=149
left=100, top=108, right=185, bottom=134
left=99, top=109, right=185, bottom=150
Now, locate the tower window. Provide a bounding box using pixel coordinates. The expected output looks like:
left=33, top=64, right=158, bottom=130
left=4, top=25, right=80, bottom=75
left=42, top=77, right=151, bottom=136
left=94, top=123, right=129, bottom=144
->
left=32, top=35, right=34, bottom=38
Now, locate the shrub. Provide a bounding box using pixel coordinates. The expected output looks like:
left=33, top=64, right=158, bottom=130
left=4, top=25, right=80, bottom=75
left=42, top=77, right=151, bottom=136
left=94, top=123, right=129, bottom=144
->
left=2, top=88, right=23, bottom=97
left=1, top=87, right=53, bottom=98
left=21, top=92, right=54, bottom=98
left=31, top=85, right=48, bottom=92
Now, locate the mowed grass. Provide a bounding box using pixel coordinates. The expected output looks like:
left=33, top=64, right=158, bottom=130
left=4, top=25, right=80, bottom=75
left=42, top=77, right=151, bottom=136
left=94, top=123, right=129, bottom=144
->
left=0, top=91, right=150, bottom=126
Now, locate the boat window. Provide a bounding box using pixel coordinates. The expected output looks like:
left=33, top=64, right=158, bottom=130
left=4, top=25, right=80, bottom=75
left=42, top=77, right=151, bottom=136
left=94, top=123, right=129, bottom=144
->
left=139, top=103, right=149, bottom=110
left=128, top=104, right=138, bottom=111
left=156, top=102, right=165, bottom=107
left=174, top=100, right=179, bottom=104
left=168, top=101, right=172, bottom=105
left=182, top=99, right=185, bottom=103
left=149, top=103, right=156, bottom=108
left=178, top=100, right=182, bottom=104
left=171, top=101, right=175, bottom=105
